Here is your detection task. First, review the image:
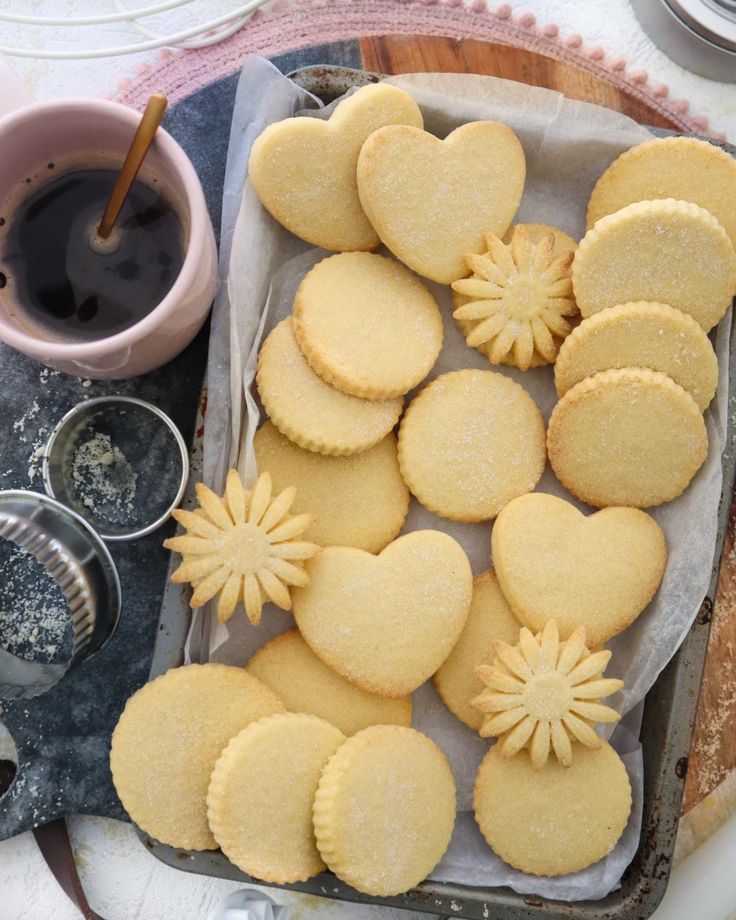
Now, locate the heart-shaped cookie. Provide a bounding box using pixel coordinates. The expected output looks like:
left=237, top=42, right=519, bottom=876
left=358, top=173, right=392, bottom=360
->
left=492, top=493, right=667, bottom=647
left=292, top=531, right=473, bottom=697
left=248, top=83, right=423, bottom=252
left=357, top=121, right=526, bottom=284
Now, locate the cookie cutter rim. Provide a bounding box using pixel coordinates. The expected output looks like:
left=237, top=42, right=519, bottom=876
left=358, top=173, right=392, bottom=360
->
left=0, top=489, right=122, bottom=700
left=42, top=395, right=190, bottom=543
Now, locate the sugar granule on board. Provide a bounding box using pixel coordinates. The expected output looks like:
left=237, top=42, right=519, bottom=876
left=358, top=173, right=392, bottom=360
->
left=71, top=431, right=137, bottom=520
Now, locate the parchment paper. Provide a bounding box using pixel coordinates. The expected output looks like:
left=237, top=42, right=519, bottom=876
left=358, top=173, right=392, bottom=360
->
left=186, top=56, right=731, bottom=900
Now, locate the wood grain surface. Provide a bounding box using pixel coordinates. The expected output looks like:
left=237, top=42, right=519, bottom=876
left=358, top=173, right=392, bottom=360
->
left=358, top=34, right=732, bottom=813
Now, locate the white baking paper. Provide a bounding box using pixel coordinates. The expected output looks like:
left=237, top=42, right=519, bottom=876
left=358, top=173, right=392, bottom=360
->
left=184, top=56, right=732, bottom=901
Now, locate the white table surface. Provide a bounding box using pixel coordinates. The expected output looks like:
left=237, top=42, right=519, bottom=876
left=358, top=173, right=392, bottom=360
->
left=1, top=2, right=735, bottom=918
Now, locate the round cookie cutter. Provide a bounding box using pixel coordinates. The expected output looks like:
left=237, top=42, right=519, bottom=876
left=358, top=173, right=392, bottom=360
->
left=43, top=396, right=189, bottom=542
left=0, top=490, right=121, bottom=700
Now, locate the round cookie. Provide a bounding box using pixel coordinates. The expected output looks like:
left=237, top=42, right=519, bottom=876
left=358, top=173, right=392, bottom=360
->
left=433, top=571, right=521, bottom=731
left=492, top=493, right=667, bottom=646
left=110, top=664, right=284, bottom=850
left=207, top=713, right=346, bottom=883
left=547, top=367, right=708, bottom=508
left=586, top=135, right=736, bottom=248
left=247, top=629, right=412, bottom=735
left=292, top=530, right=473, bottom=698
left=572, top=198, right=736, bottom=332
left=554, top=301, right=718, bottom=411
left=473, top=741, right=632, bottom=876
left=313, top=725, right=456, bottom=895
left=256, top=318, right=403, bottom=456
left=248, top=82, right=423, bottom=252
left=253, top=422, right=409, bottom=553
left=398, top=369, right=546, bottom=522
left=293, top=252, right=443, bottom=399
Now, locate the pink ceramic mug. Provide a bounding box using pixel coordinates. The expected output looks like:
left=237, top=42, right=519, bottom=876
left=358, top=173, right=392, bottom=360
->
left=0, top=59, right=217, bottom=379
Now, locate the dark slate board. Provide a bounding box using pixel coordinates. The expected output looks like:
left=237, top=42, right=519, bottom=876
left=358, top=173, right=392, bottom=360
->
left=0, top=38, right=363, bottom=840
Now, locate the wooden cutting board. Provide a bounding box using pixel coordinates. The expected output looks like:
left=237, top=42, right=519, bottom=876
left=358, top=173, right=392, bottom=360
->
left=358, top=34, right=731, bottom=814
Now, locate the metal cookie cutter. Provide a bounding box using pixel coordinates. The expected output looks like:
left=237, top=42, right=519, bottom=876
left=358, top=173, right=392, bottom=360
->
left=0, top=490, right=121, bottom=700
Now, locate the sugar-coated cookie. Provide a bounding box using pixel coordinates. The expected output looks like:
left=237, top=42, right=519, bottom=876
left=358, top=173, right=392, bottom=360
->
left=492, top=493, right=667, bottom=646
left=586, top=135, right=736, bottom=248
left=110, top=664, right=284, bottom=850
left=433, top=571, right=521, bottom=731
left=554, top=301, right=718, bottom=411
left=249, top=83, right=423, bottom=251
left=398, top=370, right=546, bottom=522
left=292, top=530, right=473, bottom=697
left=313, top=725, right=456, bottom=895
left=572, top=199, right=736, bottom=332
left=253, top=422, right=409, bottom=553
left=247, top=629, right=412, bottom=735
left=256, top=318, right=403, bottom=456
left=547, top=367, right=708, bottom=508
left=473, top=741, right=632, bottom=876
left=207, top=713, right=346, bottom=883
left=357, top=121, right=525, bottom=283
left=503, top=223, right=578, bottom=256
left=293, top=252, right=443, bottom=399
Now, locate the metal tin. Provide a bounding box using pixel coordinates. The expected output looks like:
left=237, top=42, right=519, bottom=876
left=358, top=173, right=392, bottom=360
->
left=144, top=66, right=736, bottom=920
left=0, top=490, right=121, bottom=699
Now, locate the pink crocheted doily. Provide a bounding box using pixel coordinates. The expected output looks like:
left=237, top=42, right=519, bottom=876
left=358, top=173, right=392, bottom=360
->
left=113, top=0, right=716, bottom=139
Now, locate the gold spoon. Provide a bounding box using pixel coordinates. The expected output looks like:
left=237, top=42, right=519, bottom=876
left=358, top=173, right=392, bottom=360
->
left=96, top=92, right=168, bottom=241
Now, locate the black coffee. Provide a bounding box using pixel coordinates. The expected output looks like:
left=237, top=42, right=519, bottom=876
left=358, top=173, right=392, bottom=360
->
left=1, top=168, right=185, bottom=341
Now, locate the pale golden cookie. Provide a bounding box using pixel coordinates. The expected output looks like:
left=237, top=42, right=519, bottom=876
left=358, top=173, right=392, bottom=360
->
left=248, top=83, right=423, bottom=251
left=357, top=121, right=525, bottom=284
left=398, top=370, right=546, bottom=522
left=247, top=629, right=412, bottom=735
left=473, top=740, right=632, bottom=876
left=292, top=530, right=473, bottom=697
left=110, top=664, right=284, bottom=850
left=451, top=227, right=577, bottom=371
left=472, top=620, right=622, bottom=769
left=253, top=422, right=409, bottom=553
left=433, top=571, right=521, bottom=731
left=256, top=318, right=403, bottom=456
left=554, top=301, right=718, bottom=411
left=313, top=725, right=456, bottom=895
left=492, top=493, right=667, bottom=646
left=547, top=367, right=708, bottom=508
left=293, top=252, right=443, bottom=399
left=572, top=199, right=736, bottom=332
left=207, top=713, right=345, bottom=883
left=586, top=135, right=736, bottom=248
left=503, top=223, right=578, bottom=257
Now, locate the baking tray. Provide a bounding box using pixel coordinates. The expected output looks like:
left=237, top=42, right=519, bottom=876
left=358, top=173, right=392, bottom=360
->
left=143, top=65, right=736, bottom=920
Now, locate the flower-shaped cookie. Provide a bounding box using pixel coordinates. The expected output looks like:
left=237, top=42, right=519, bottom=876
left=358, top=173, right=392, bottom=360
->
left=451, top=227, right=577, bottom=371
left=471, top=620, right=623, bottom=769
left=165, top=470, right=319, bottom=625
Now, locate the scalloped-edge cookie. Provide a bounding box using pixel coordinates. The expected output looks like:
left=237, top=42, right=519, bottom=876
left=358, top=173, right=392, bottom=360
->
left=547, top=367, right=708, bottom=508
left=292, top=530, right=473, bottom=697
left=398, top=369, right=546, bottom=522
left=207, top=713, right=346, bottom=883
left=293, top=252, right=443, bottom=399
left=256, top=318, right=403, bottom=456
left=253, top=422, right=409, bottom=553
left=492, top=493, right=667, bottom=646
left=554, top=301, right=718, bottom=411
left=357, top=121, right=525, bottom=284
left=473, top=740, right=632, bottom=876
left=110, top=664, right=284, bottom=851
left=248, top=83, right=423, bottom=251
left=433, top=571, right=521, bottom=731
left=586, top=135, right=736, bottom=248
left=247, top=628, right=412, bottom=735
left=313, top=725, right=456, bottom=895
left=572, top=198, right=736, bottom=332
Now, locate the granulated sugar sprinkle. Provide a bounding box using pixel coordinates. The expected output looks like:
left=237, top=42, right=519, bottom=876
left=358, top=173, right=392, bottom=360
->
left=71, top=431, right=137, bottom=522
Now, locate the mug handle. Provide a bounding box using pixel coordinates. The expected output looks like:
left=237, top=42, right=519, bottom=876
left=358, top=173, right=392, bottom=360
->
left=0, top=55, right=34, bottom=118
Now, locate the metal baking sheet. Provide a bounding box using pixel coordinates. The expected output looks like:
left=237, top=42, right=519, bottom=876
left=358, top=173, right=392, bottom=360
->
left=144, top=64, right=736, bottom=920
